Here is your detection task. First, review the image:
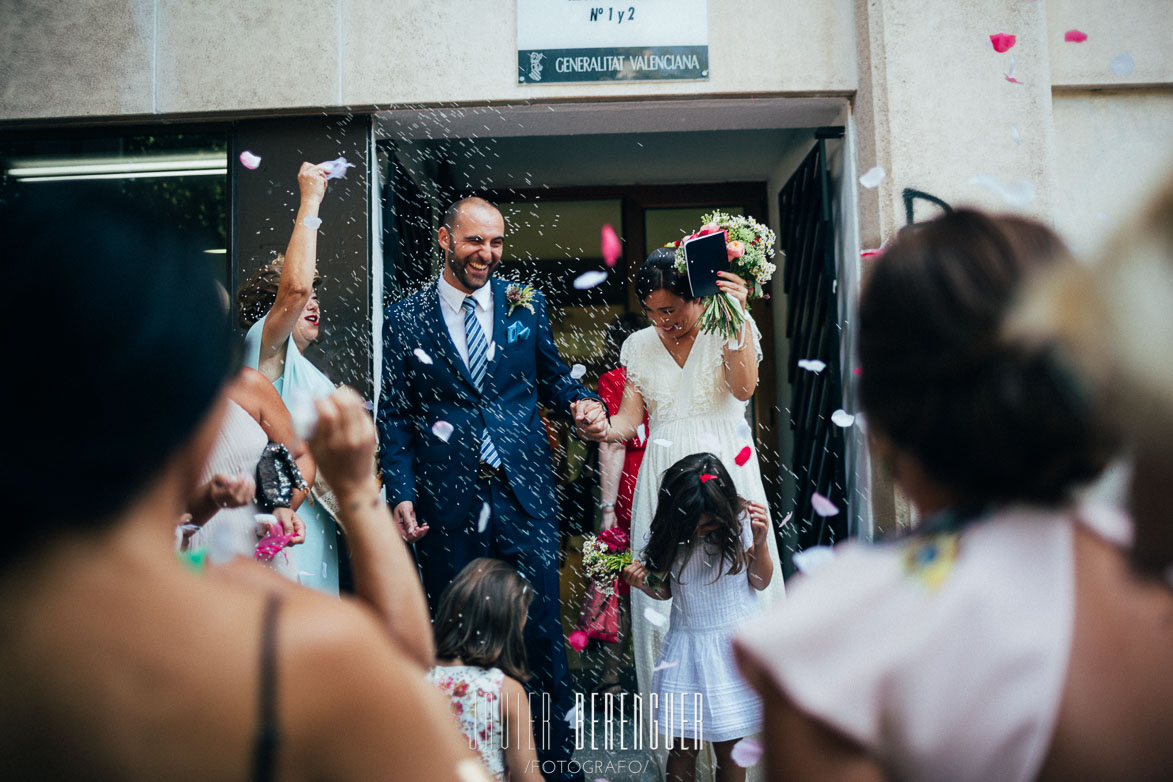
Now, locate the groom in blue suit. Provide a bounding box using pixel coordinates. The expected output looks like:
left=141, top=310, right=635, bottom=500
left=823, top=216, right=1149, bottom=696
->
left=378, top=197, right=600, bottom=781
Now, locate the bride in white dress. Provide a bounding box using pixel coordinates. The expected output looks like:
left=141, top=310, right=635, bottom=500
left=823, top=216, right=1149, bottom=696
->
left=581, top=249, right=786, bottom=780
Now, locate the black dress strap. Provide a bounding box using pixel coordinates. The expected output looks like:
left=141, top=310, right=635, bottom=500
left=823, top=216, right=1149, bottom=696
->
left=251, top=594, right=282, bottom=782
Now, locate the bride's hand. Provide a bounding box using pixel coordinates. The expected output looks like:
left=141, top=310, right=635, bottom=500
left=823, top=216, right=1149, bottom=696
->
left=716, top=271, right=750, bottom=308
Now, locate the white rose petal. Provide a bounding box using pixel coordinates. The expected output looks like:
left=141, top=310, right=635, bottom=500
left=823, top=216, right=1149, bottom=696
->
left=413, top=348, right=433, bottom=365
left=830, top=409, right=856, bottom=428
left=652, top=660, right=679, bottom=672
left=431, top=420, right=454, bottom=442
left=858, top=166, right=886, bottom=189
left=477, top=502, right=491, bottom=533
left=797, top=359, right=827, bottom=373
left=643, top=608, right=668, bottom=627
left=811, top=492, right=840, bottom=517
left=239, top=151, right=262, bottom=169
left=570, top=363, right=587, bottom=380
left=317, top=155, right=356, bottom=180
left=573, top=270, right=609, bottom=290
left=486, top=341, right=497, bottom=362
left=653, top=438, right=673, bottom=448
left=735, top=418, right=752, bottom=441
left=793, top=546, right=836, bottom=575
left=730, top=737, right=764, bottom=768
left=1110, top=51, right=1135, bottom=77
left=635, top=423, right=647, bottom=443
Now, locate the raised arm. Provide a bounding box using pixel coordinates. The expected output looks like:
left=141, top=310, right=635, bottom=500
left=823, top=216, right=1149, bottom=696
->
left=256, top=163, right=328, bottom=382
left=744, top=501, right=774, bottom=591
left=717, top=271, right=759, bottom=401
left=310, top=387, right=435, bottom=669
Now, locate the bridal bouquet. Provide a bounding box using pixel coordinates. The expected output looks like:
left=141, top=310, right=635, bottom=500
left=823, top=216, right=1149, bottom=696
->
left=672, top=210, right=778, bottom=341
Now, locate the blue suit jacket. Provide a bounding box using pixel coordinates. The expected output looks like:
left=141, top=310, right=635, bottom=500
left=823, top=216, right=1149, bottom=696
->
left=377, top=278, right=598, bottom=527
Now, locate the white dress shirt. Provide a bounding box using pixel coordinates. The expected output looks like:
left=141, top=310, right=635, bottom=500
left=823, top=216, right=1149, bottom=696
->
left=437, top=273, right=495, bottom=369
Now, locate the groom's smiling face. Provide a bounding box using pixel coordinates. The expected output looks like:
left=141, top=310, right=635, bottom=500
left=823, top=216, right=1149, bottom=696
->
left=439, top=203, right=505, bottom=293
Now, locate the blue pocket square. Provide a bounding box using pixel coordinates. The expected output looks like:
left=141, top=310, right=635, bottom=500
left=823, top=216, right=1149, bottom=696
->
left=507, top=321, right=531, bottom=344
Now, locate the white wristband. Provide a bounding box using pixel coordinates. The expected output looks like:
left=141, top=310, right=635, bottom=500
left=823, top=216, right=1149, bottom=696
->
left=302, top=216, right=322, bottom=230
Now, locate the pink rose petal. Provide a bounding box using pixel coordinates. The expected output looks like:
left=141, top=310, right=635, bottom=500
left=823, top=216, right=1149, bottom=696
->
left=990, top=33, right=1016, bottom=53
left=601, top=224, right=622, bottom=267
left=811, top=492, right=840, bottom=517
left=1004, top=74, right=1025, bottom=84
left=568, top=630, right=589, bottom=651
left=255, top=531, right=294, bottom=561
left=779, top=511, right=794, bottom=527
left=735, top=446, right=752, bottom=466
left=730, top=737, right=764, bottom=768
left=1064, top=29, right=1087, bottom=43
left=239, top=151, right=262, bottom=169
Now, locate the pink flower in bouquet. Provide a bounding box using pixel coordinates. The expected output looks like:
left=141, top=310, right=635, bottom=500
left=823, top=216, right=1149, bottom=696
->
left=598, top=527, right=629, bottom=553
left=699, top=221, right=720, bottom=234
left=726, top=240, right=745, bottom=261
left=568, top=630, right=589, bottom=651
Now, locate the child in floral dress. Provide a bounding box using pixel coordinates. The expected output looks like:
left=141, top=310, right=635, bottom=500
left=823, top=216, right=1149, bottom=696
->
left=428, top=558, right=544, bottom=782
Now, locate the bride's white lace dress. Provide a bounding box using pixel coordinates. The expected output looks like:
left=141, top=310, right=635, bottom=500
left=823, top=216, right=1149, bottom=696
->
left=621, top=318, right=785, bottom=779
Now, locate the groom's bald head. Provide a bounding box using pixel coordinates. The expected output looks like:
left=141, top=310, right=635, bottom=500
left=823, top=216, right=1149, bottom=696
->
left=442, top=197, right=501, bottom=235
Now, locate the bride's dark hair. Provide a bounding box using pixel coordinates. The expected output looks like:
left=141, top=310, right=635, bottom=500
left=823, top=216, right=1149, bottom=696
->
left=636, top=247, right=694, bottom=303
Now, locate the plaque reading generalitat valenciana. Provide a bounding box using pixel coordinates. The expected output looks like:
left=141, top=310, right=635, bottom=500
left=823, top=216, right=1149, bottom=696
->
left=517, top=0, right=709, bottom=84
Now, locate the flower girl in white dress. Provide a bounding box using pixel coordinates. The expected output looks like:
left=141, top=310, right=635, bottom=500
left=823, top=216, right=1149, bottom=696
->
left=623, top=453, right=774, bottom=782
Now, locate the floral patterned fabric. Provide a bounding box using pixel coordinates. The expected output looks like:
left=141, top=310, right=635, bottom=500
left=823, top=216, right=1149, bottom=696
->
left=427, top=665, right=506, bottom=781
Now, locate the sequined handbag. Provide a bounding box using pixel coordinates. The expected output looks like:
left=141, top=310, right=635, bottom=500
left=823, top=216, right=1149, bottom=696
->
left=255, top=442, right=308, bottom=512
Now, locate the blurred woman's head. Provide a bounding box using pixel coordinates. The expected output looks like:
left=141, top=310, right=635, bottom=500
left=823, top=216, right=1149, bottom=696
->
left=636, top=248, right=701, bottom=339
left=858, top=209, right=1116, bottom=515
left=1013, top=176, right=1173, bottom=573
left=236, top=256, right=322, bottom=349
left=4, top=187, right=233, bottom=567
left=433, top=558, right=533, bottom=681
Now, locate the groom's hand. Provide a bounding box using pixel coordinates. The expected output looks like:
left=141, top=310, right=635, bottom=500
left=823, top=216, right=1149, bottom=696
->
left=393, top=501, right=429, bottom=542
left=571, top=400, right=608, bottom=442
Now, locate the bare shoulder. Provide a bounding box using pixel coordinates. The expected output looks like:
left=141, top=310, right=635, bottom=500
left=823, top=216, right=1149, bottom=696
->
left=226, top=366, right=281, bottom=410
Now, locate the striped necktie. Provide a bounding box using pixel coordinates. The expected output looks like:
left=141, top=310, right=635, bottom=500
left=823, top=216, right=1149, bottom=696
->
left=462, top=296, right=501, bottom=468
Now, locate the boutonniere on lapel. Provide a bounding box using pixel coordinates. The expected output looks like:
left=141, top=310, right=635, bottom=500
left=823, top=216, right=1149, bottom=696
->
left=505, top=283, right=536, bottom=317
